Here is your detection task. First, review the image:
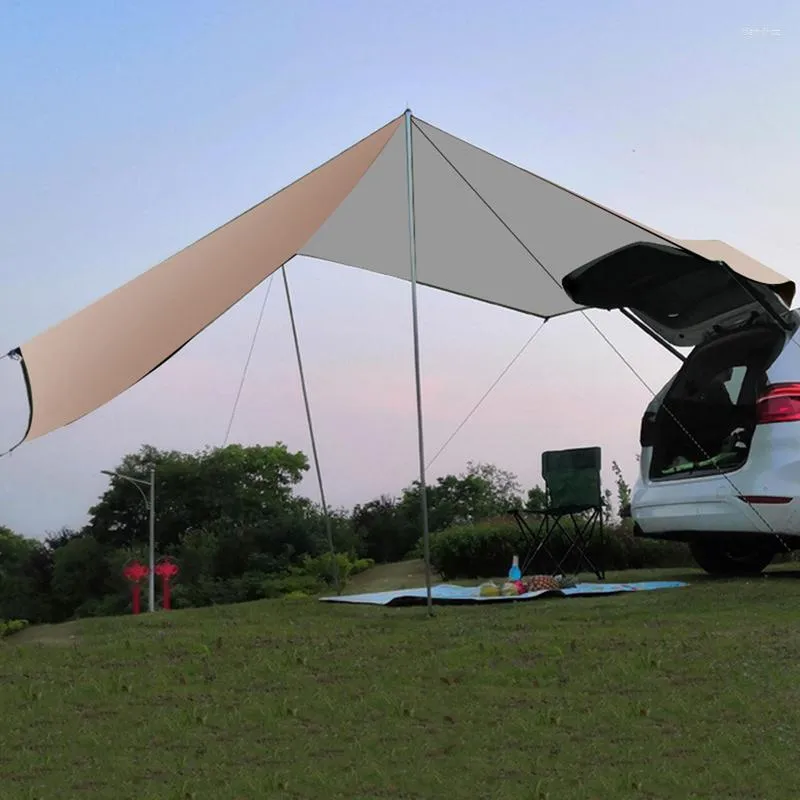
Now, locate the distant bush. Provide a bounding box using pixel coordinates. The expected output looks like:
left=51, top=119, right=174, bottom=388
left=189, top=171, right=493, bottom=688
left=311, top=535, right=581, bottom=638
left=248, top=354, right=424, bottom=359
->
left=262, top=572, right=324, bottom=599
left=300, top=553, right=374, bottom=587
left=427, top=517, right=692, bottom=580
left=169, top=572, right=281, bottom=608
left=78, top=594, right=130, bottom=618
left=0, top=619, right=29, bottom=638
left=282, top=590, right=312, bottom=600
left=165, top=553, right=376, bottom=608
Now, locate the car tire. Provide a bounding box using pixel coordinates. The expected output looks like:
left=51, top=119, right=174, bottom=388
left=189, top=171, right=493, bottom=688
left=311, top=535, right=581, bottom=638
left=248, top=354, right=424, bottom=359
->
left=689, top=538, right=775, bottom=576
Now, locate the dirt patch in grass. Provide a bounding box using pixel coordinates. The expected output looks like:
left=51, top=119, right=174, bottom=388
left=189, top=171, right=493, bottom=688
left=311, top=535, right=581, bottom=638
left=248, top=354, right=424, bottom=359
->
left=345, top=559, right=436, bottom=593
left=5, top=620, right=81, bottom=646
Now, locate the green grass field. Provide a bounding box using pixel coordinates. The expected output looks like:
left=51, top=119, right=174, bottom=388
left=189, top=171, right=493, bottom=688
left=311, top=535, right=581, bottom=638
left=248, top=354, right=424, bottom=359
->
left=3, top=562, right=800, bottom=799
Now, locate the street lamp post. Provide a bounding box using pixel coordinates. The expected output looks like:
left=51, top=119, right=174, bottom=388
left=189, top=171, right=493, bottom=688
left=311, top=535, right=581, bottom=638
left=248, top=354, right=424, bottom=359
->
left=101, top=465, right=156, bottom=612
left=147, top=465, right=155, bottom=612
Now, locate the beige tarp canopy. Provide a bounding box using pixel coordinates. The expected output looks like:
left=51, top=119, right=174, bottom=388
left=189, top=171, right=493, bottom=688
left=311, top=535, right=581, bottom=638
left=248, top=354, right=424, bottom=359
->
left=9, top=112, right=795, bottom=445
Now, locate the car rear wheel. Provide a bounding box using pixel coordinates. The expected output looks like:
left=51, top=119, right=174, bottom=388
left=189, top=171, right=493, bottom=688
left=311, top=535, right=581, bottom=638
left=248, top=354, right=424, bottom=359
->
left=689, top=538, right=776, bottom=576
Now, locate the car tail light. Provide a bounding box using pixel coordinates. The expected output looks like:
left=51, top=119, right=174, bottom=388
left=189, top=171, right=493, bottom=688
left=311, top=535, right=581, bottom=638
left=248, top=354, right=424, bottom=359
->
left=756, top=383, right=800, bottom=424
left=738, top=495, right=792, bottom=504
left=639, top=411, right=657, bottom=447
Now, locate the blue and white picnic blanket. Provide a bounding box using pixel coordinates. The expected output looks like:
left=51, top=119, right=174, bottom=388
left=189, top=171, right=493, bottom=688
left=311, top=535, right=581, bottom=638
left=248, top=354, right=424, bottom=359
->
left=321, top=580, right=687, bottom=607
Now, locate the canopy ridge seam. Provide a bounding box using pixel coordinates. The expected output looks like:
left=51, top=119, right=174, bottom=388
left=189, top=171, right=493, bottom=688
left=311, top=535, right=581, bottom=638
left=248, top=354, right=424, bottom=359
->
left=412, top=119, right=565, bottom=300
left=411, top=114, right=699, bottom=261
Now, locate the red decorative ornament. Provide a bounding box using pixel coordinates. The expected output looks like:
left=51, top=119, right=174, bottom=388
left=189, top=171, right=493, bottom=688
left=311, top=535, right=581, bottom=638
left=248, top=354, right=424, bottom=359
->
left=154, top=557, right=180, bottom=611
left=122, top=560, right=149, bottom=615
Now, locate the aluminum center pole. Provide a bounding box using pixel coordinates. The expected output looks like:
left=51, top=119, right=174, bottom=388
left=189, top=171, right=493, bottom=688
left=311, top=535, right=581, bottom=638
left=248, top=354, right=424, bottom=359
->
left=404, top=109, right=433, bottom=615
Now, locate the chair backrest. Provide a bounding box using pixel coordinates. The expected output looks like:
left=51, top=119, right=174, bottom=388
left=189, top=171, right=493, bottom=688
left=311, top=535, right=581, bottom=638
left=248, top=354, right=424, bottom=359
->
left=542, top=447, right=602, bottom=512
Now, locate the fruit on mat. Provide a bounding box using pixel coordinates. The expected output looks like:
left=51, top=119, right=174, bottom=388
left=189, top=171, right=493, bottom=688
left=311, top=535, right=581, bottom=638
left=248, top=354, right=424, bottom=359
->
left=525, top=574, right=578, bottom=592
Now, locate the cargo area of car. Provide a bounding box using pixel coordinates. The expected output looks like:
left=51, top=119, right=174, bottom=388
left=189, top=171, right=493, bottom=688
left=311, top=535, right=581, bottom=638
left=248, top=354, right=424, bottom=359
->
left=642, top=325, right=786, bottom=481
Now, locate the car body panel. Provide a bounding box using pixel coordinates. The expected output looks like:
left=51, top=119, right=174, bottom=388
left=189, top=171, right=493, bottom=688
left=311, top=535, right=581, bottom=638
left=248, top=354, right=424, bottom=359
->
left=632, top=318, right=800, bottom=542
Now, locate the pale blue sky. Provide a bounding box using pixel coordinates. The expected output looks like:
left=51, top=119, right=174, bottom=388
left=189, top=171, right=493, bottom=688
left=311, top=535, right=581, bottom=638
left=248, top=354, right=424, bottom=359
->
left=0, top=1, right=797, bottom=538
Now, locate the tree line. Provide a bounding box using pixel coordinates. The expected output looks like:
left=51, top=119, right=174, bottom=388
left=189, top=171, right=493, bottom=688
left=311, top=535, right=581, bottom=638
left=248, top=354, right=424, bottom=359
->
left=0, top=442, right=637, bottom=623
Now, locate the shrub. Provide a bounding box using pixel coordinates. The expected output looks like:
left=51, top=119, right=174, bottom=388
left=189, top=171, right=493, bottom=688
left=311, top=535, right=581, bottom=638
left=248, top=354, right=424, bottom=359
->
left=167, top=572, right=278, bottom=609
left=261, top=573, right=324, bottom=599
left=405, top=539, right=424, bottom=560
left=595, top=526, right=692, bottom=571
left=428, top=521, right=527, bottom=579
left=163, top=553, right=375, bottom=607
left=427, top=517, right=692, bottom=580
left=78, top=594, right=129, bottom=618
left=168, top=582, right=201, bottom=610
left=352, top=557, right=375, bottom=574
left=0, top=619, right=29, bottom=638
left=300, top=553, right=375, bottom=586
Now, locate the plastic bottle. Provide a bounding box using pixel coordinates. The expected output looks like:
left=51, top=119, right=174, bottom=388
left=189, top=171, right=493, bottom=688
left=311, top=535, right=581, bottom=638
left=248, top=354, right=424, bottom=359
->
left=508, top=554, right=521, bottom=581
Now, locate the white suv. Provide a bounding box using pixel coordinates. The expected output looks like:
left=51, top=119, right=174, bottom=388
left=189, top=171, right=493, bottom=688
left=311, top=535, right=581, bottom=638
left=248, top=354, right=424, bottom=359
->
left=563, top=240, right=799, bottom=575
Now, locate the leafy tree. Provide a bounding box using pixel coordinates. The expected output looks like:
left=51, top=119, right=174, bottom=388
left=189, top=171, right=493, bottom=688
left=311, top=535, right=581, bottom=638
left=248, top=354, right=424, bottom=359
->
left=50, top=534, right=108, bottom=619
left=172, top=527, right=220, bottom=586
left=353, top=496, right=416, bottom=564
left=602, top=488, right=614, bottom=522
left=612, top=460, right=632, bottom=515
left=303, top=504, right=362, bottom=556
left=525, top=485, right=547, bottom=511
left=400, top=462, right=523, bottom=533
left=463, top=462, right=523, bottom=511
left=0, top=526, right=53, bottom=622
left=45, top=527, right=85, bottom=551
left=354, top=463, right=525, bottom=563
left=0, top=525, right=34, bottom=566
left=87, top=442, right=310, bottom=552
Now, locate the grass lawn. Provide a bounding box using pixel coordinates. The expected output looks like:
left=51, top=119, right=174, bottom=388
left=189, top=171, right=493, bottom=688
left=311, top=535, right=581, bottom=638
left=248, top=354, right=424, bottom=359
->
left=3, top=563, right=800, bottom=799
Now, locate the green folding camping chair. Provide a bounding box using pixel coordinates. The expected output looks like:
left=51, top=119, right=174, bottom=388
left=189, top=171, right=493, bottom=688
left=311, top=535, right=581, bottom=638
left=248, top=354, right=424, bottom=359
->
left=512, top=447, right=606, bottom=580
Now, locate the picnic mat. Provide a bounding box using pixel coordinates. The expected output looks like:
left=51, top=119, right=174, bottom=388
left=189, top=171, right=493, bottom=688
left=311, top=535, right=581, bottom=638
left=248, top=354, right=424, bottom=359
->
left=320, top=580, right=688, bottom=607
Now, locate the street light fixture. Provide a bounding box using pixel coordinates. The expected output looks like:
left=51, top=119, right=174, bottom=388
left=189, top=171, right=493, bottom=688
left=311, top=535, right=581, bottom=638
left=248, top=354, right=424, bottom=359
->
left=101, top=465, right=156, bottom=612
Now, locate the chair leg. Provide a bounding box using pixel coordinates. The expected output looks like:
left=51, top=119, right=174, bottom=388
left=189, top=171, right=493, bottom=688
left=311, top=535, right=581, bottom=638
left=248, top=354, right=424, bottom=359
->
left=522, top=514, right=560, bottom=575
left=570, top=509, right=604, bottom=580
left=513, top=511, right=543, bottom=573
left=516, top=508, right=606, bottom=580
